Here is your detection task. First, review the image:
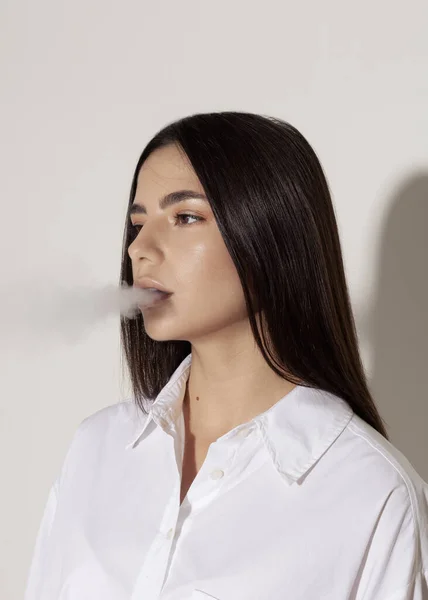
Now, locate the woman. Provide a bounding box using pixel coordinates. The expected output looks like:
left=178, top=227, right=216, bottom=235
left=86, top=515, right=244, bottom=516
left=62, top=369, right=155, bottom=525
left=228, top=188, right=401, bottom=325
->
left=25, top=112, right=428, bottom=599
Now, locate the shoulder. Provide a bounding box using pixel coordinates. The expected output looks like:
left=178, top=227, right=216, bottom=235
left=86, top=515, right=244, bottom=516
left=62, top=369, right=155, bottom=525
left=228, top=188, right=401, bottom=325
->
left=74, top=399, right=149, bottom=447
left=55, top=399, right=149, bottom=488
left=342, top=413, right=428, bottom=574
left=78, top=398, right=143, bottom=429
left=345, top=412, right=427, bottom=498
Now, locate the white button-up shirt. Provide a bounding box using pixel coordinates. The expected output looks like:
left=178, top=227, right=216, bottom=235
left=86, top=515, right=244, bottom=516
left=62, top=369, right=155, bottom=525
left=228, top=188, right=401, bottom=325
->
left=24, top=352, right=428, bottom=599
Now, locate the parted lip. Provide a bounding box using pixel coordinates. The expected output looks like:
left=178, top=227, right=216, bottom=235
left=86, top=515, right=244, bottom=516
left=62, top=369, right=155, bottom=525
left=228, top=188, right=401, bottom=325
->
left=133, top=278, right=172, bottom=294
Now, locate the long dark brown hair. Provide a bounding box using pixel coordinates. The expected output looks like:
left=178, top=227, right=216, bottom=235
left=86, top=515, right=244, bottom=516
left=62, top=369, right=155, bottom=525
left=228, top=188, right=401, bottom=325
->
left=119, top=111, right=389, bottom=439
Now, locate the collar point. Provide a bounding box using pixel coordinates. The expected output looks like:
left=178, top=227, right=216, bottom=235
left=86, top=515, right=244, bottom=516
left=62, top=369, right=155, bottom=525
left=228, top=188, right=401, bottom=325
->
left=280, top=471, right=299, bottom=485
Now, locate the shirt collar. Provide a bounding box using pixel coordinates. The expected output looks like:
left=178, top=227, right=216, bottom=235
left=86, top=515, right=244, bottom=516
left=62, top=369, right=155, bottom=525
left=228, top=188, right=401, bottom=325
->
left=125, top=352, right=353, bottom=485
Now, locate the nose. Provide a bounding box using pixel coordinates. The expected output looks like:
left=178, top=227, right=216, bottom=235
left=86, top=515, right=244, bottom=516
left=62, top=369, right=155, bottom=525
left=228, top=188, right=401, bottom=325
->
left=128, top=236, right=142, bottom=261
left=127, top=221, right=164, bottom=261
left=127, top=225, right=150, bottom=261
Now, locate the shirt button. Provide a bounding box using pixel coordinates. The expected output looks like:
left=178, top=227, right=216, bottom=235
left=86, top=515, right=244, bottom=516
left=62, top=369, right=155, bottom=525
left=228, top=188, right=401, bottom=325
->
left=166, top=528, right=174, bottom=539
left=210, top=469, right=224, bottom=480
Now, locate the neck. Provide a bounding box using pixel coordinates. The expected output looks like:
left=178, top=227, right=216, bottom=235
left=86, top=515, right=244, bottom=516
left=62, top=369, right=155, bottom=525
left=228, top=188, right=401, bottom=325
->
left=181, top=359, right=299, bottom=443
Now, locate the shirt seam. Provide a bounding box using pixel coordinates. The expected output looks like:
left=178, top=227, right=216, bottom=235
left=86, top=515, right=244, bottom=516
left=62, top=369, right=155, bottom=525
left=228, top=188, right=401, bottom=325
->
left=348, top=418, right=425, bottom=574
left=383, top=568, right=428, bottom=600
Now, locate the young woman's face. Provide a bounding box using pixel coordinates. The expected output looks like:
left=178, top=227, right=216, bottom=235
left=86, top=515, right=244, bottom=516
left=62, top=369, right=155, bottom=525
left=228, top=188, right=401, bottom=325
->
left=128, top=144, right=249, bottom=342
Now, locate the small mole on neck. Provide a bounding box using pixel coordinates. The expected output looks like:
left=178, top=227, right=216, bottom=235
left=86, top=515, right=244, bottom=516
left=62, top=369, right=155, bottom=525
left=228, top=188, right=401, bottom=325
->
left=196, top=396, right=199, bottom=401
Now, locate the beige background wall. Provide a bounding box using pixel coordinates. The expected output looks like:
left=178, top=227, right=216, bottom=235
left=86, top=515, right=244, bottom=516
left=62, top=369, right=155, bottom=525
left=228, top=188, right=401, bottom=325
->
left=0, top=1, right=427, bottom=597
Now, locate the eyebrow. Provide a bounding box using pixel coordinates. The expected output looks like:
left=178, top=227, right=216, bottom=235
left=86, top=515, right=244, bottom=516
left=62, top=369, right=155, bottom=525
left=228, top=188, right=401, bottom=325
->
left=129, top=190, right=208, bottom=217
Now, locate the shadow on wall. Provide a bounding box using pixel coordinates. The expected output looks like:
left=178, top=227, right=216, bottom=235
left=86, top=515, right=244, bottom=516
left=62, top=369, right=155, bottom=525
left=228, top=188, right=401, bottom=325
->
left=359, top=170, right=428, bottom=481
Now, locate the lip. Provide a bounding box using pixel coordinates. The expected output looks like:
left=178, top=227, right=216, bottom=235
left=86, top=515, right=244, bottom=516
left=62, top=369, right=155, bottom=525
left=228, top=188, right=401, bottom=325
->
left=143, top=293, right=172, bottom=309
left=133, top=278, right=173, bottom=294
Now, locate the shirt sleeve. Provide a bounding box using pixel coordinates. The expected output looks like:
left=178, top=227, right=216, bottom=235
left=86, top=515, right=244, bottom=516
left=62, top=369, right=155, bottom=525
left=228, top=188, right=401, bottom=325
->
left=23, top=478, right=59, bottom=600
left=23, top=415, right=90, bottom=599
left=385, top=570, right=428, bottom=600
left=357, top=481, right=428, bottom=600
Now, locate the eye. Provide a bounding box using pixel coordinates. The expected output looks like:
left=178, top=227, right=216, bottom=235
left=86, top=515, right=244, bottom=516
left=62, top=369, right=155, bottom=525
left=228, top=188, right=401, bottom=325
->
left=130, top=212, right=204, bottom=236
left=174, top=213, right=204, bottom=226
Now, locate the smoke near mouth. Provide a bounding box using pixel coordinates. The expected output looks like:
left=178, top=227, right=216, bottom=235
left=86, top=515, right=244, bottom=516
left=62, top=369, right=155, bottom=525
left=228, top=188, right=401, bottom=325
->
left=0, top=278, right=156, bottom=349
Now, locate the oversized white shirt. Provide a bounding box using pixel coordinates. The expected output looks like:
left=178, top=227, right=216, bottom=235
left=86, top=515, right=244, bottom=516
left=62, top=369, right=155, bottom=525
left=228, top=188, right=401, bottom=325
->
left=24, top=352, right=428, bottom=599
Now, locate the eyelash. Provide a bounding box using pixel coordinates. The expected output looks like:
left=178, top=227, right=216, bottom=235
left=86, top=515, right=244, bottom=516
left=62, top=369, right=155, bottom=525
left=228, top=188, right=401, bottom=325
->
left=130, top=212, right=204, bottom=235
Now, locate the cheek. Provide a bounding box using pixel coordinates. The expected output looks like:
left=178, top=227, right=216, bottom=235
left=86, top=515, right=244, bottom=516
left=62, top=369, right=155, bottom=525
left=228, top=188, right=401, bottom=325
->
left=179, top=256, right=247, bottom=320
left=174, top=238, right=238, bottom=290
left=170, top=234, right=248, bottom=318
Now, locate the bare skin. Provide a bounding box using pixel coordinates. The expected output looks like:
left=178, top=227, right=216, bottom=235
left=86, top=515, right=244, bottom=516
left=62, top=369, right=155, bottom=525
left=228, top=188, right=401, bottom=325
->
left=128, top=144, right=300, bottom=505
left=179, top=387, right=208, bottom=505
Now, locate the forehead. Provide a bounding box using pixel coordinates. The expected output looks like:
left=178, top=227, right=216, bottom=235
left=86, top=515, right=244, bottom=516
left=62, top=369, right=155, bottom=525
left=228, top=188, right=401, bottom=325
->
left=136, top=145, right=202, bottom=195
